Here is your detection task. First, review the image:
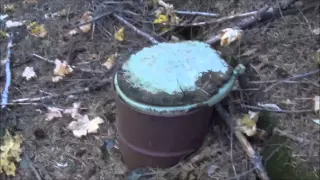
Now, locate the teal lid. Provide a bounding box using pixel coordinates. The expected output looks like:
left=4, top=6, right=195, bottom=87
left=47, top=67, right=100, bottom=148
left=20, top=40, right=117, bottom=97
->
left=115, top=41, right=245, bottom=113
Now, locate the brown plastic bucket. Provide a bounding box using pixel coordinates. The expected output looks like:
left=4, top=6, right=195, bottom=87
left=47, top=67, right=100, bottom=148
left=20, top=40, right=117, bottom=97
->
left=115, top=95, right=213, bottom=169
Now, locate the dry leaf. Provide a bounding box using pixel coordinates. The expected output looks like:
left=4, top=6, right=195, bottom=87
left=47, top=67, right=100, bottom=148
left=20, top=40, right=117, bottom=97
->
left=115, top=27, right=125, bottom=41
left=79, top=11, right=93, bottom=33
left=22, top=66, right=36, bottom=80
left=45, top=107, right=63, bottom=121
left=27, top=22, right=47, bottom=38
left=52, top=76, right=63, bottom=82
left=53, top=59, right=73, bottom=77
left=63, top=102, right=82, bottom=119
left=0, top=130, right=22, bottom=176
left=154, top=14, right=169, bottom=24
left=68, top=29, right=79, bottom=36
left=313, top=96, right=320, bottom=114
left=220, top=28, right=243, bottom=47
left=103, top=53, right=117, bottom=70
left=52, top=9, right=67, bottom=17
left=237, top=111, right=259, bottom=137
left=67, top=116, right=104, bottom=138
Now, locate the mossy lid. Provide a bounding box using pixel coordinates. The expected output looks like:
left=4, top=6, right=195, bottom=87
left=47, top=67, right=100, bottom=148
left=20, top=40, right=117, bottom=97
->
left=114, top=41, right=244, bottom=112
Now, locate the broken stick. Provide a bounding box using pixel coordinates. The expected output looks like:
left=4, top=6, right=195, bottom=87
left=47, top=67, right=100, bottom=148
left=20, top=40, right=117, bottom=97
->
left=215, top=104, right=270, bottom=180
left=206, top=0, right=297, bottom=45
left=112, top=14, right=159, bottom=44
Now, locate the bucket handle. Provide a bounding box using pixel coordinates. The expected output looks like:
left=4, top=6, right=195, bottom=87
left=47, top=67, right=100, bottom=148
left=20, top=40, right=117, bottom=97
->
left=114, top=64, right=245, bottom=113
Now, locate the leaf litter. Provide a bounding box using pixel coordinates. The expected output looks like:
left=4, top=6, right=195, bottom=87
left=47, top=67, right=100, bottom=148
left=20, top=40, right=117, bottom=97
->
left=2, top=0, right=320, bottom=179
left=52, top=59, right=73, bottom=82
left=114, top=27, right=125, bottom=41
left=0, top=130, right=23, bottom=176
left=27, top=22, right=48, bottom=38
left=44, top=102, right=104, bottom=138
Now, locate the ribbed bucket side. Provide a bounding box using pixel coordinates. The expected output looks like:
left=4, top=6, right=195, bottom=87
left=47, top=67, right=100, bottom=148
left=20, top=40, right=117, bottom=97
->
left=115, top=95, right=213, bottom=169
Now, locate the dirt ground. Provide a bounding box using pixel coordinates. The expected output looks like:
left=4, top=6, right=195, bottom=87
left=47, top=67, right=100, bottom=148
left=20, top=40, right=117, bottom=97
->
left=0, top=0, right=319, bottom=180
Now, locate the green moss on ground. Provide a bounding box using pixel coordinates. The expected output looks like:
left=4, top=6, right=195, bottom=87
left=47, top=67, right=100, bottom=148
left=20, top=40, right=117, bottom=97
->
left=258, top=112, right=319, bottom=180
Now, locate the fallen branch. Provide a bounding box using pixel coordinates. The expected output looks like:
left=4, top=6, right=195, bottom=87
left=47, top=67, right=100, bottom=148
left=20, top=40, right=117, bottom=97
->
left=215, top=104, right=270, bottom=180
left=241, top=105, right=313, bottom=114
left=249, top=80, right=320, bottom=87
left=23, top=152, right=43, bottom=180
left=175, top=10, right=219, bottom=17
left=205, top=0, right=297, bottom=45
left=112, top=14, right=159, bottom=44
left=168, top=10, right=258, bottom=27
left=1, top=32, right=14, bottom=108
left=30, top=53, right=106, bottom=74
left=273, top=128, right=311, bottom=144
left=263, top=69, right=320, bottom=92
left=10, top=78, right=111, bottom=103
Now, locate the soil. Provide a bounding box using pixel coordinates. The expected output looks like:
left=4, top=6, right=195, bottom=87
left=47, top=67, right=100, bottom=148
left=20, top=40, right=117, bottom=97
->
left=0, top=0, right=319, bottom=180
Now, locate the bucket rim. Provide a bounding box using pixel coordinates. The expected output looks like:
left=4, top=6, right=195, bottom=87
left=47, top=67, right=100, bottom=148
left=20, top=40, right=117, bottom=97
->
left=114, top=64, right=245, bottom=113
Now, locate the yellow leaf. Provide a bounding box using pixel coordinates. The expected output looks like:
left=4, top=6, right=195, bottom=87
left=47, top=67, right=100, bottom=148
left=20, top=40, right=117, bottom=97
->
left=115, top=27, right=125, bottom=41
left=154, top=14, right=169, bottom=24
left=103, top=53, right=117, bottom=70
left=27, top=22, right=47, bottom=38
left=0, top=31, right=9, bottom=38
left=160, top=27, right=169, bottom=32
left=236, top=111, right=259, bottom=136
left=3, top=162, right=16, bottom=176
left=0, top=130, right=22, bottom=176
left=79, top=11, right=93, bottom=33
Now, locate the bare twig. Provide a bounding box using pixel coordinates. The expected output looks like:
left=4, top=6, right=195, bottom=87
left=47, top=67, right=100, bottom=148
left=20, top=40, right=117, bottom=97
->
left=30, top=53, right=106, bottom=74
left=250, top=80, right=320, bottom=87
left=175, top=10, right=219, bottom=17
left=72, top=12, right=112, bottom=29
left=263, top=69, right=320, bottom=92
left=215, top=104, right=270, bottom=180
left=168, top=11, right=258, bottom=27
left=23, top=153, right=43, bottom=180
left=10, top=78, right=111, bottom=103
left=241, top=104, right=313, bottom=113
left=112, top=14, right=159, bottom=44
left=273, top=128, right=312, bottom=144
left=205, top=0, right=298, bottom=45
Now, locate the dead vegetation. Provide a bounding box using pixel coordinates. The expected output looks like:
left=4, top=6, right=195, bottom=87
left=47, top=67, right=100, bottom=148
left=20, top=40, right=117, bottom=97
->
left=0, top=0, right=319, bottom=179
